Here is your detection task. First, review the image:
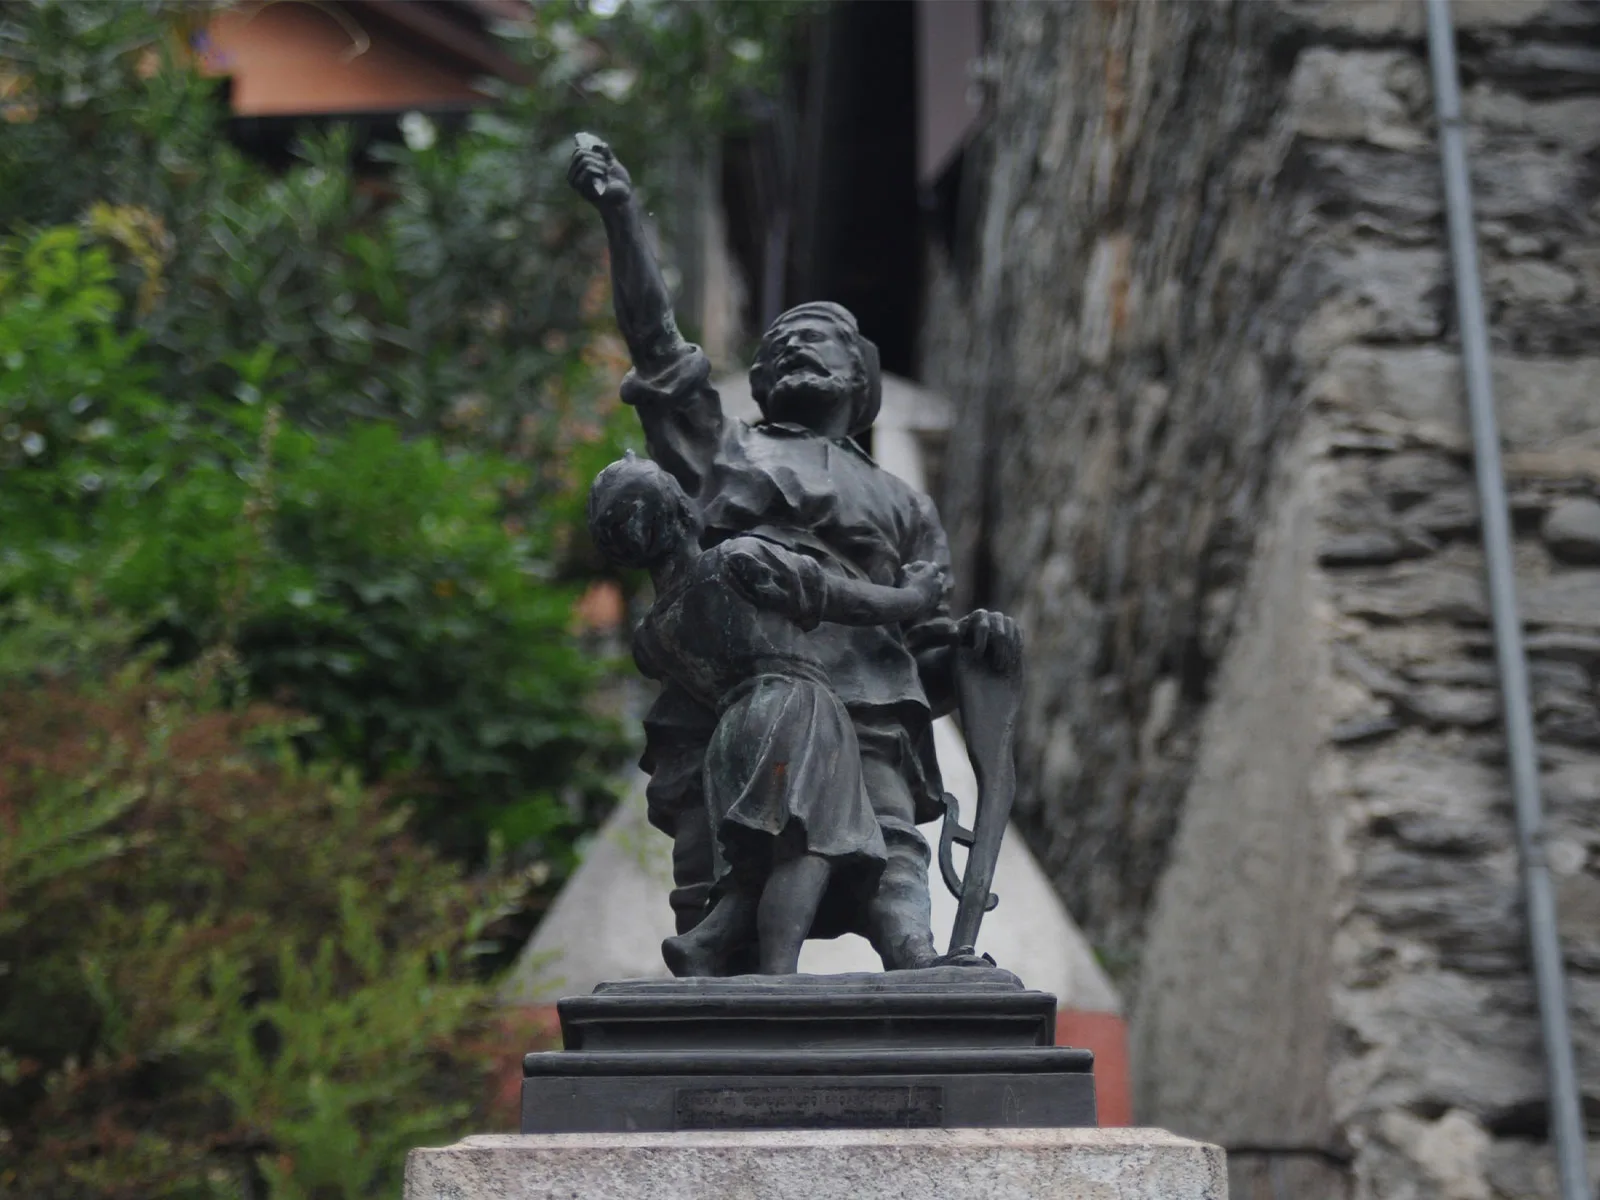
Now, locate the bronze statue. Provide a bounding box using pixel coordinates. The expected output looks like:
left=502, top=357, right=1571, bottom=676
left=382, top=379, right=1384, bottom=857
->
left=570, top=134, right=1022, bottom=975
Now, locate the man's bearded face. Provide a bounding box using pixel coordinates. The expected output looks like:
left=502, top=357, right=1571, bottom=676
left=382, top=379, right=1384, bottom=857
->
left=757, top=314, right=861, bottom=431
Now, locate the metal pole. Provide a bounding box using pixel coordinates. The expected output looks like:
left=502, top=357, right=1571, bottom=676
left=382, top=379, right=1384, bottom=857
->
left=1424, top=4, right=1590, bottom=1196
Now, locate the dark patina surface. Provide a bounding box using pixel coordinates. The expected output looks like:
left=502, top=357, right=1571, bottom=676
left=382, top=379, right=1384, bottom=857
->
left=521, top=970, right=1097, bottom=1133
left=541, top=135, right=1092, bottom=1136
left=569, top=134, right=1023, bottom=979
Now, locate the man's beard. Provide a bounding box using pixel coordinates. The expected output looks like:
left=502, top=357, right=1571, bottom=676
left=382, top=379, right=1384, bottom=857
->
left=764, top=370, right=854, bottom=430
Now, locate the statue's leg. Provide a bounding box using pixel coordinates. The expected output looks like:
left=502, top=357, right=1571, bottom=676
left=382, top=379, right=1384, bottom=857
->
left=667, top=802, right=715, bottom=935
left=756, top=846, right=831, bottom=975
left=858, top=746, right=940, bottom=970
left=663, top=885, right=755, bottom=977
left=642, top=684, right=718, bottom=934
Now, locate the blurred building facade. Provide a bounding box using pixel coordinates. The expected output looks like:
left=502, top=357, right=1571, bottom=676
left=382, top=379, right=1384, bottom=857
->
left=199, top=1, right=527, bottom=168
left=207, top=1, right=522, bottom=116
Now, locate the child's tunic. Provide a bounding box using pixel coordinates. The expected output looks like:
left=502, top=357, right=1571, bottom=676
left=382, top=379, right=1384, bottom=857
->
left=632, top=536, right=888, bottom=921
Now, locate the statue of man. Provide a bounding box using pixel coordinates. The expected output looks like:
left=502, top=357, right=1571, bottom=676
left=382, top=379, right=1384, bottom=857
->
left=569, top=136, right=1019, bottom=970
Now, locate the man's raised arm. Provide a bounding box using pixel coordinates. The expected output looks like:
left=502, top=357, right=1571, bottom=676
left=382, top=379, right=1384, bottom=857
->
left=569, top=135, right=722, bottom=491
left=568, top=134, right=681, bottom=374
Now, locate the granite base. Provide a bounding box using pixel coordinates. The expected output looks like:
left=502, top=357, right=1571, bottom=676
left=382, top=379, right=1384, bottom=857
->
left=404, top=1128, right=1228, bottom=1199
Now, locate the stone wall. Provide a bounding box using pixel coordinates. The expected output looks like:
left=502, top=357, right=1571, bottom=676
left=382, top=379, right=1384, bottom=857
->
left=922, top=1, right=1600, bottom=1195
left=922, top=0, right=1317, bottom=970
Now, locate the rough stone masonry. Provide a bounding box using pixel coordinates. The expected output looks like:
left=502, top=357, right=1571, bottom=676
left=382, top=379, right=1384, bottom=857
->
left=921, top=2, right=1600, bottom=1196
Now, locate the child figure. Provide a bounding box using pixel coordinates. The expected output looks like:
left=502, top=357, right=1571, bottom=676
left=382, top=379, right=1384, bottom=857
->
left=588, top=453, right=947, bottom=976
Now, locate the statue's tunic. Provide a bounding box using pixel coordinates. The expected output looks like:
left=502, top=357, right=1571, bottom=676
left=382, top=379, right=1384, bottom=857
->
left=622, top=344, right=951, bottom=837
left=632, top=537, right=888, bottom=936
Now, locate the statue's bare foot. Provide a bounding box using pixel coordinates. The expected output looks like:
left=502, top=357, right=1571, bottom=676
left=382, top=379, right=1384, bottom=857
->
left=662, top=931, right=724, bottom=977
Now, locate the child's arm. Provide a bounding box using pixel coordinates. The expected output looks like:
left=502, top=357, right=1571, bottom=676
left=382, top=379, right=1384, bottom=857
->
left=814, top=561, right=945, bottom=626
left=723, top=538, right=945, bottom=628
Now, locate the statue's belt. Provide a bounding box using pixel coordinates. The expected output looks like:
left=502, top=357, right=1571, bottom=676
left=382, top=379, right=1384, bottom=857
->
left=714, top=660, right=833, bottom=716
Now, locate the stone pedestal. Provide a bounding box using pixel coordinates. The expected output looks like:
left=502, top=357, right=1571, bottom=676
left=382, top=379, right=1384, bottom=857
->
left=403, top=1128, right=1227, bottom=1199
left=522, top=968, right=1096, bottom=1133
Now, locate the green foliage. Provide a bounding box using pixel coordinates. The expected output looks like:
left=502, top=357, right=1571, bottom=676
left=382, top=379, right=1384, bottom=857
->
left=241, top=421, right=618, bottom=856
left=0, top=3, right=811, bottom=1195
left=0, top=0, right=814, bottom=450
left=0, top=0, right=810, bottom=869
left=0, top=633, right=530, bottom=1199
left=0, top=2, right=218, bottom=235
left=0, top=228, right=620, bottom=862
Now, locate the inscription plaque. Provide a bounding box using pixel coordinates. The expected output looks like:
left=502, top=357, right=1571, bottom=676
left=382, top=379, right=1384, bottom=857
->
left=674, top=1085, right=945, bottom=1130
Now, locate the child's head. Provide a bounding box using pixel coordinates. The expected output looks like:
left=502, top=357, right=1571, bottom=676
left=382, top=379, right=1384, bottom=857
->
left=587, top=452, right=698, bottom=569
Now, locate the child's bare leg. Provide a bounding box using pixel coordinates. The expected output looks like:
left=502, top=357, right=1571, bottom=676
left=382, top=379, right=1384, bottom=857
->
left=662, top=888, right=756, bottom=977
left=757, top=852, right=830, bottom=974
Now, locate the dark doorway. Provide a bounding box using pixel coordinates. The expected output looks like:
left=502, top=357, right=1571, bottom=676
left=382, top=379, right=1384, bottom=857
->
left=789, top=0, right=921, bottom=379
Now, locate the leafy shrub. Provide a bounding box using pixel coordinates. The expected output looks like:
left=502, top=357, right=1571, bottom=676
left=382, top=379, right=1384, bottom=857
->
left=240, top=420, right=621, bottom=857
left=0, top=0, right=806, bottom=867
left=0, top=0, right=807, bottom=449
left=0, top=226, right=623, bottom=867
left=0, top=2, right=218, bottom=239
left=0, top=0, right=813, bottom=866
left=0, top=620, right=533, bottom=1199
left=0, top=4, right=810, bottom=1194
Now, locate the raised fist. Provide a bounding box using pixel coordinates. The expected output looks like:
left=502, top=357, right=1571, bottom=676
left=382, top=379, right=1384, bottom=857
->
left=568, top=132, right=632, bottom=208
